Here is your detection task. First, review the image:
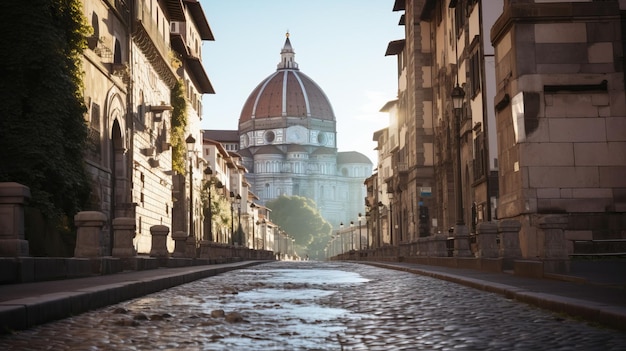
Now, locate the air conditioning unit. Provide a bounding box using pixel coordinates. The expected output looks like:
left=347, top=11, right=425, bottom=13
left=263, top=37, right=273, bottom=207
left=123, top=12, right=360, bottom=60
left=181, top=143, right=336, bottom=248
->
left=142, top=147, right=155, bottom=156
left=170, top=21, right=181, bottom=34
left=149, top=157, right=160, bottom=168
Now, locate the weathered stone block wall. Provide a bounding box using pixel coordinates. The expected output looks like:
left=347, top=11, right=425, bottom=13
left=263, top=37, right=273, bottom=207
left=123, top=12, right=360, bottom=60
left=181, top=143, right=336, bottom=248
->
left=131, top=45, right=175, bottom=254
left=491, top=1, right=626, bottom=259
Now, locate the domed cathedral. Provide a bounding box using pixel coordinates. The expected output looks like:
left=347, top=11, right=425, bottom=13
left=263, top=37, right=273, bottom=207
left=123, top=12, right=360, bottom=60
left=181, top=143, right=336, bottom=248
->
left=237, top=33, right=372, bottom=225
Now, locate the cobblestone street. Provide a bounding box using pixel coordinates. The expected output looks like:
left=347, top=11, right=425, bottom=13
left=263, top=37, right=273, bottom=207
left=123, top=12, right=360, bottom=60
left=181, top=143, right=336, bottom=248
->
left=1, top=261, right=625, bottom=350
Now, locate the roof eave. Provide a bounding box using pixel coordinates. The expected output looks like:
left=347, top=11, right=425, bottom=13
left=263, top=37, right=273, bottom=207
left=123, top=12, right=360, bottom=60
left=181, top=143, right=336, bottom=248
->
left=184, top=0, right=215, bottom=40
left=187, top=56, right=215, bottom=94
left=163, top=0, right=186, bottom=21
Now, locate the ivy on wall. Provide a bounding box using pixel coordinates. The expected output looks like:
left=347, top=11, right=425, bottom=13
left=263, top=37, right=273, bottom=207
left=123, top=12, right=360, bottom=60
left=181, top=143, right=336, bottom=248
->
left=170, top=80, right=188, bottom=174
left=0, top=0, right=92, bottom=223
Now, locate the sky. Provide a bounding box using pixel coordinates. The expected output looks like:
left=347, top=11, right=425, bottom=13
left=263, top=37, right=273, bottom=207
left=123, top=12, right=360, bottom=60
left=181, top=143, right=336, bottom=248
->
left=199, top=0, right=405, bottom=164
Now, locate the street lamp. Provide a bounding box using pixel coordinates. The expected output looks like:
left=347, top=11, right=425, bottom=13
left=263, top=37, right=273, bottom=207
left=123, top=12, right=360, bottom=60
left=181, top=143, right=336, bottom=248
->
left=236, top=194, right=242, bottom=245
left=250, top=202, right=256, bottom=249
left=388, top=191, right=394, bottom=246
left=358, top=213, right=362, bottom=251
left=185, top=134, right=195, bottom=243
left=229, top=191, right=235, bottom=245
left=204, top=166, right=213, bottom=241
left=340, top=222, right=344, bottom=254
left=377, top=201, right=383, bottom=249
left=451, top=83, right=466, bottom=226
left=350, top=221, right=354, bottom=251
left=365, top=209, right=370, bottom=250
left=262, top=219, right=267, bottom=250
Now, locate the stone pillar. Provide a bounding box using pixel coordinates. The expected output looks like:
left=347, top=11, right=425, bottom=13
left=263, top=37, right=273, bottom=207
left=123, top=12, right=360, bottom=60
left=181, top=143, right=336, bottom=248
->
left=0, top=182, right=30, bottom=257
left=498, top=219, right=522, bottom=269
left=432, top=233, right=449, bottom=257
left=199, top=240, right=211, bottom=259
left=149, top=225, right=169, bottom=258
left=74, top=211, right=107, bottom=258
left=454, top=224, right=473, bottom=257
left=111, top=217, right=136, bottom=257
left=417, top=236, right=428, bottom=256
left=185, top=235, right=196, bottom=258
left=171, top=231, right=188, bottom=258
left=476, top=222, right=499, bottom=258
left=539, top=215, right=570, bottom=273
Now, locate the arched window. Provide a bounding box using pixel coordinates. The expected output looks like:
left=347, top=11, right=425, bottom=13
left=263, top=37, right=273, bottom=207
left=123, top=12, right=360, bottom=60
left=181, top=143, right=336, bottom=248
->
left=91, top=13, right=99, bottom=38
left=113, top=38, right=122, bottom=64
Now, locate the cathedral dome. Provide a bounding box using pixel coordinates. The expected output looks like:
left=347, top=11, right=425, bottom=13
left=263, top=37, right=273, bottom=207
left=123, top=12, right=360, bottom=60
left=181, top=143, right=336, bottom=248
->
left=238, top=34, right=335, bottom=125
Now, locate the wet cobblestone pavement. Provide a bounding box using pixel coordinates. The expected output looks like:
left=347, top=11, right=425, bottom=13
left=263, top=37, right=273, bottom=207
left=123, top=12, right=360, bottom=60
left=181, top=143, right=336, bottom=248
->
left=1, top=261, right=625, bottom=350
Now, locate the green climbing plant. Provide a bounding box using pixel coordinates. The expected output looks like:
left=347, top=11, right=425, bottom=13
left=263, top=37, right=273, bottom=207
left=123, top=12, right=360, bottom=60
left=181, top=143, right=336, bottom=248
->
left=170, top=80, right=188, bottom=174
left=0, top=0, right=92, bottom=223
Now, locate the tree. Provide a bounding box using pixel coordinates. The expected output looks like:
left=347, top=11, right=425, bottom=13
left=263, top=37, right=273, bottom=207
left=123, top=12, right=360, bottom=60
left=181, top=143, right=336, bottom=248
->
left=265, top=195, right=332, bottom=259
left=0, top=0, right=91, bottom=225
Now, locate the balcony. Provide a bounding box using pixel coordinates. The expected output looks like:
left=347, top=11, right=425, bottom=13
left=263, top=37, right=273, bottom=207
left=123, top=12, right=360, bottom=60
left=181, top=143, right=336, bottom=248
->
left=396, top=162, right=409, bottom=174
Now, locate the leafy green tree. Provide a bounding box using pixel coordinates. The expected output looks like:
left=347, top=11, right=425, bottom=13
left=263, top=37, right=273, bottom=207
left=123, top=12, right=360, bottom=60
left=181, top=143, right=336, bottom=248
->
left=265, top=195, right=332, bottom=259
left=0, top=1, right=91, bottom=225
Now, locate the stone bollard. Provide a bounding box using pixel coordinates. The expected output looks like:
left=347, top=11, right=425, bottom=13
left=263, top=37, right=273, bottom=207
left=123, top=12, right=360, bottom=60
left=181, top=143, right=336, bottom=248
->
left=112, top=217, right=136, bottom=257
left=199, top=240, right=211, bottom=259
left=0, top=182, right=31, bottom=257
left=539, top=215, right=570, bottom=273
left=432, top=233, right=449, bottom=257
left=185, top=235, right=196, bottom=258
left=74, top=211, right=107, bottom=257
left=476, top=222, right=499, bottom=258
left=453, top=224, right=473, bottom=257
left=149, top=225, right=169, bottom=258
left=498, top=219, right=522, bottom=269
left=416, top=236, right=428, bottom=256
left=171, top=231, right=188, bottom=258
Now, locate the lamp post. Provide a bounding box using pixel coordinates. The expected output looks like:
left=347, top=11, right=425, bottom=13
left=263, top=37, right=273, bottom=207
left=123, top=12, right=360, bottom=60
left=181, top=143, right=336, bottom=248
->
left=204, top=166, right=213, bottom=241
left=350, top=221, right=354, bottom=250
left=229, top=191, right=235, bottom=245
left=252, top=221, right=261, bottom=250
left=388, top=192, right=394, bottom=246
left=339, top=222, right=344, bottom=254
left=358, top=213, right=362, bottom=251
left=451, top=83, right=466, bottom=226
left=365, top=209, right=370, bottom=250
left=185, top=134, right=195, bottom=243
left=262, top=219, right=267, bottom=250
left=377, top=201, right=383, bottom=249
left=250, top=202, right=256, bottom=249
left=236, top=194, right=242, bottom=245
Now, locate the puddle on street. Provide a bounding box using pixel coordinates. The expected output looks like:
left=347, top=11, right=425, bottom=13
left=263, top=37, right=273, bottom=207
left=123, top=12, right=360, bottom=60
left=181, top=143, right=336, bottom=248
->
left=193, top=265, right=370, bottom=350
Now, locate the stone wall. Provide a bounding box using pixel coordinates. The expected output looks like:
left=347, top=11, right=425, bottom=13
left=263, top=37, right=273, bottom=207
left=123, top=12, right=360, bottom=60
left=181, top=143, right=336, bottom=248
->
left=491, top=1, right=626, bottom=264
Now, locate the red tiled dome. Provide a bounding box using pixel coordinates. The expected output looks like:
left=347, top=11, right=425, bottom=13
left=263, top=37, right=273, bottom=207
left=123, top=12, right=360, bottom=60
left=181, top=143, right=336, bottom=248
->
left=239, top=35, right=335, bottom=124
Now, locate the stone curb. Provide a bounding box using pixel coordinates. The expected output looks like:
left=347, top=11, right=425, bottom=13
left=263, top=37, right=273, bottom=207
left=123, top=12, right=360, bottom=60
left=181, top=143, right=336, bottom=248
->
left=0, top=261, right=266, bottom=333
left=363, top=261, right=626, bottom=332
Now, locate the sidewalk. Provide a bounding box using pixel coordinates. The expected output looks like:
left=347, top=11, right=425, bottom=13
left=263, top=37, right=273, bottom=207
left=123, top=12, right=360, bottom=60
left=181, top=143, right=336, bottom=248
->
left=0, top=261, right=266, bottom=333
left=361, top=259, right=626, bottom=332
left=0, top=259, right=624, bottom=334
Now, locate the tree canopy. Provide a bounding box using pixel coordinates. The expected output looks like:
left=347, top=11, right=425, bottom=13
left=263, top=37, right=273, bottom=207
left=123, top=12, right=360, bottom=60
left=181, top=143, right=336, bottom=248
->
left=0, top=0, right=91, bottom=222
left=265, top=195, right=332, bottom=259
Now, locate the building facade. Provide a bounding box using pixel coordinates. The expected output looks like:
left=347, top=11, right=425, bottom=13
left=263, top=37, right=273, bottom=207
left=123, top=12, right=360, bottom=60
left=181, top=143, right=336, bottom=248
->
left=491, top=0, right=626, bottom=270
left=369, top=0, right=626, bottom=270
left=82, top=0, right=215, bottom=254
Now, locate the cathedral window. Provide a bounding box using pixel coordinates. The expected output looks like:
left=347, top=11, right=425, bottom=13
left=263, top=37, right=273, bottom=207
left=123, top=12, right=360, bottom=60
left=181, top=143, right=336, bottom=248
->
left=264, top=130, right=276, bottom=143
left=317, top=133, right=327, bottom=145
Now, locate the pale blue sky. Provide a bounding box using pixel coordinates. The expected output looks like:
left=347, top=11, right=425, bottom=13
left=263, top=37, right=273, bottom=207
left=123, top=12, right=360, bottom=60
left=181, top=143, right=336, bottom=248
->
left=199, top=1, right=405, bottom=164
